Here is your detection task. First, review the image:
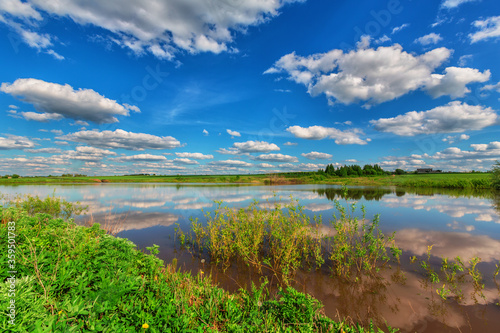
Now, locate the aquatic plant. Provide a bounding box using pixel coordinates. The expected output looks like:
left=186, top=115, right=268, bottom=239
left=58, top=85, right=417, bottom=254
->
left=178, top=187, right=402, bottom=285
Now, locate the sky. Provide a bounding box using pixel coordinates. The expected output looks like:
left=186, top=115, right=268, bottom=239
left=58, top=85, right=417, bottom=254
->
left=0, top=0, right=499, bottom=176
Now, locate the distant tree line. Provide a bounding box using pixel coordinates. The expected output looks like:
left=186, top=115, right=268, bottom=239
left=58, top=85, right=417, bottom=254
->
left=321, top=164, right=389, bottom=177
left=61, top=173, right=87, bottom=177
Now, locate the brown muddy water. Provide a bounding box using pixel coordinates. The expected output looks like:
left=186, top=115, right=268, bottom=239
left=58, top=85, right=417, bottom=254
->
left=2, top=184, right=500, bottom=332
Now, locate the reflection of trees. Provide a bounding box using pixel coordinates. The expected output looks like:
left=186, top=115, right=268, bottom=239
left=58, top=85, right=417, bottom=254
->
left=313, top=188, right=393, bottom=201
left=313, top=187, right=495, bottom=202
left=492, top=191, right=500, bottom=215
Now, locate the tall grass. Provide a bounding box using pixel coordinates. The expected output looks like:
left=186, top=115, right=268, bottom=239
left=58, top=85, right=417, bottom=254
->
left=178, top=187, right=402, bottom=285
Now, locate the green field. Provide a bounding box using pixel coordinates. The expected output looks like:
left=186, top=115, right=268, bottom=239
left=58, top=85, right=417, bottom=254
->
left=0, top=172, right=494, bottom=189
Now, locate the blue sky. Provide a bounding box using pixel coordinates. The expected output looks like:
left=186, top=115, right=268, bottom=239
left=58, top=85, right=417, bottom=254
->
left=0, top=0, right=499, bottom=176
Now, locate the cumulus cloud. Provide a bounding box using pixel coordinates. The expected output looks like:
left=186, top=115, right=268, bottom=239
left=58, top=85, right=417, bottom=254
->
left=1, top=0, right=301, bottom=59
left=109, top=154, right=167, bottom=162
left=208, top=159, right=253, bottom=168
left=442, top=134, right=470, bottom=144
left=0, top=78, right=138, bottom=124
left=202, top=129, right=209, bottom=136
left=414, top=33, right=442, bottom=45
left=175, top=152, right=213, bottom=160
left=371, top=101, right=498, bottom=136
left=265, top=40, right=489, bottom=108
left=278, top=162, right=325, bottom=171
left=173, top=158, right=199, bottom=165
left=283, top=141, right=298, bottom=146
left=425, top=67, right=490, bottom=98
left=20, top=111, right=64, bottom=122
left=233, top=140, right=280, bottom=153
left=286, top=125, right=369, bottom=145
left=252, top=153, right=298, bottom=162
left=24, top=147, right=62, bottom=154
left=470, top=16, right=500, bottom=43
left=301, top=151, right=332, bottom=160
left=482, top=81, right=500, bottom=93
left=226, top=129, right=241, bottom=138
left=0, top=135, right=36, bottom=149
left=62, top=146, right=117, bottom=161
left=58, top=129, right=182, bottom=150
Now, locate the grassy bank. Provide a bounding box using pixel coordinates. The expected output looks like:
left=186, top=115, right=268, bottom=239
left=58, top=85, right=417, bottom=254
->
left=0, top=172, right=494, bottom=189
left=0, top=196, right=396, bottom=332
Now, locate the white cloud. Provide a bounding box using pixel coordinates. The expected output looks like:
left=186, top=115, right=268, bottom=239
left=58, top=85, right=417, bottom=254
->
left=283, top=141, right=297, bottom=146
left=278, top=162, right=325, bottom=171
left=20, top=111, right=64, bottom=122
left=258, top=163, right=275, bottom=168
left=252, top=153, right=298, bottom=162
left=265, top=40, right=475, bottom=107
left=208, top=159, right=253, bottom=167
left=425, top=67, right=490, bottom=98
left=63, top=146, right=117, bottom=161
left=391, top=23, right=409, bottom=34
left=202, top=129, right=209, bottom=136
left=216, top=148, right=243, bottom=155
left=226, top=129, right=241, bottom=138
left=414, top=33, right=442, bottom=45
left=301, top=151, right=332, bottom=160
left=442, top=134, right=470, bottom=144
left=1, top=0, right=301, bottom=59
left=233, top=140, right=280, bottom=153
left=24, top=147, right=62, bottom=154
left=371, top=101, right=498, bottom=136
left=109, top=154, right=166, bottom=162
left=46, top=49, right=64, bottom=60
left=0, top=0, right=41, bottom=20
left=482, top=81, right=500, bottom=93
left=458, top=54, right=473, bottom=66
left=173, top=158, right=199, bottom=165
left=0, top=78, right=138, bottom=124
left=470, top=16, right=500, bottom=43
left=442, top=0, right=478, bottom=9
left=286, top=125, right=369, bottom=145
left=175, top=152, right=213, bottom=160
left=72, top=120, right=89, bottom=126
left=0, top=135, right=36, bottom=149
left=59, top=129, right=182, bottom=150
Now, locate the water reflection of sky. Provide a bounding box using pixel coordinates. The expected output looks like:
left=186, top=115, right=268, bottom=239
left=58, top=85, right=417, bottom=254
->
left=1, top=184, right=499, bottom=238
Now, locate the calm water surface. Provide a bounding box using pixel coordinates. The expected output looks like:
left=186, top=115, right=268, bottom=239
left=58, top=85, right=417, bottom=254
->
left=2, top=184, right=500, bottom=333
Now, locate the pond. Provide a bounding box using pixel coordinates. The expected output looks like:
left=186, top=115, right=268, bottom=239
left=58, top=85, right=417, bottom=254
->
left=2, top=183, right=500, bottom=333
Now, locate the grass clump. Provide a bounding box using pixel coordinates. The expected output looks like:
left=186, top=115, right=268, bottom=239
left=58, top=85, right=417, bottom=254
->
left=0, top=194, right=396, bottom=332
left=179, top=187, right=402, bottom=285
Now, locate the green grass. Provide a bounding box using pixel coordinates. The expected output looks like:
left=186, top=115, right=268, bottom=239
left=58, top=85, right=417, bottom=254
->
left=178, top=188, right=402, bottom=286
left=0, top=195, right=398, bottom=332
left=0, top=172, right=494, bottom=189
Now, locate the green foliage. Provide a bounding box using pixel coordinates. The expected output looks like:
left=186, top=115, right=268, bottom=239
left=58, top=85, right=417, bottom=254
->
left=328, top=187, right=400, bottom=280
left=492, top=161, right=500, bottom=190
left=179, top=188, right=402, bottom=286
left=1, top=193, right=86, bottom=220
left=182, top=197, right=324, bottom=285
left=324, top=164, right=386, bottom=177
left=411, top=246, right=486, bottom=304
left=1, top=195, right=391, bottom=332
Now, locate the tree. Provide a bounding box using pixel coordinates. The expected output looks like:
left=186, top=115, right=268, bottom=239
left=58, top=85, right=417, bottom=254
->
left=395, top=169, right=405, bottom=175
left=492, top=161, right=500, bottom=190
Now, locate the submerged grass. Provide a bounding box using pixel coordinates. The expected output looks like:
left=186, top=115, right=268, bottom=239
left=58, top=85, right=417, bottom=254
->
left=178, top=187, right=402, bottom=286
left=0, top=194, right=398, bottom=332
